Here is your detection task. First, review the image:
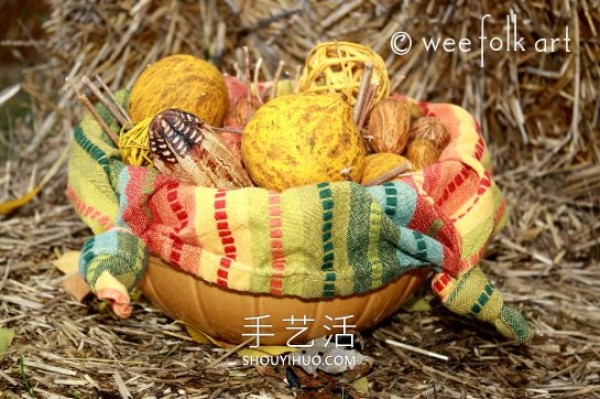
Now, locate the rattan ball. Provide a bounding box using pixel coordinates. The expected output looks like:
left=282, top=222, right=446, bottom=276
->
left=118, top=118, right=153, bottom=167
left=298, top=41, right=391, bottom=106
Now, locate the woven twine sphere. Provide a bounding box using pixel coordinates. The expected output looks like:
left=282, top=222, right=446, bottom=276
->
left=118, top=118, right=153, bottom=167
left=298, top=41, right=391, bottom=106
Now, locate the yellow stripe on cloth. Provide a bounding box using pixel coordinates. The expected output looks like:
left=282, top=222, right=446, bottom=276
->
left=453, top=191, right=496, bottom=260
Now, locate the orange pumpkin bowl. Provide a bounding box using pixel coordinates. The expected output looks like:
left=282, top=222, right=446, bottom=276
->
left=140, top=256, right=430, bottom=345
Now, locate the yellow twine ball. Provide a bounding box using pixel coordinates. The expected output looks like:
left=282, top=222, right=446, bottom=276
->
left=118, top=118, right=153, bottom=167
left=298, top=41, right=391, bottom=106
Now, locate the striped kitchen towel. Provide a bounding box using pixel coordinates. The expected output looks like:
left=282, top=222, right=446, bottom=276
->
left=67, top=91, right=532, bottom=342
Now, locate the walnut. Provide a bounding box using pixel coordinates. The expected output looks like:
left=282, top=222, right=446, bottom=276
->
left=367, top=98, right=411, bottom=154
left=409, top=116, right=450, bottom=151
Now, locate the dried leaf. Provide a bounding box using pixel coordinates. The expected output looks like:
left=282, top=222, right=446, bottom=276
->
left=53, top=251, right=91, bottom=302
left=402, top=296, right=432, bottom=312
left=52, top=251, right=81, bottom=274
left=0, top=146, right=68, bottom=215
left=0, top=328, right=15, bottom=355
left=0, top=185, right=41, bottom=216
left=352, top=377, right=370, bottom=396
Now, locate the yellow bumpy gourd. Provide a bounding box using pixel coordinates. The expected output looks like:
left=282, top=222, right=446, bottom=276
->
left=128, top=54, right=229, bottom=126
left=242, top=93, right=365, bottom=191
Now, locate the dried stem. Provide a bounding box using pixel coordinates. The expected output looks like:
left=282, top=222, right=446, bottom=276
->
left=385, top=338, right=449, bottom=362
left=65, top=78, right=119, bottom=145
left=353, top=62, right=373, bottom=125
left=243, top=46, right=253, bottom=124
left=390, top=74, right=406, bottom=94
left=271, top=60, right=285, bottom=99
left=357, top=83, right=378, bottom=130
left=206, top=336, right=256, bottom=368
left=81, top=76, right=129, bottom=128
left=362, top=162, right=413, bottom=186
left=213, top=126, right=242, bottom=135
left=94, top=75, right=132, bottom=125
left=253, top=57, right=264, bottom=105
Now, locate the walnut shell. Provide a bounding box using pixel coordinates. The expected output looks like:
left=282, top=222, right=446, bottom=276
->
left=394, top=97, right=424, bottom=121
left=409, top=116, right=450, bottom=151
left=407, top=101, right=425, bottom=121
left=367, top=98, right=411, bottom=154
left=405, top=138, right=441, bottom=170
left=360, top=153, right=412, bottom=186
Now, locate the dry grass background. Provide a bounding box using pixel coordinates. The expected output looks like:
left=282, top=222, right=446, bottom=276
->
left=1, top=0, right=599, bottom=398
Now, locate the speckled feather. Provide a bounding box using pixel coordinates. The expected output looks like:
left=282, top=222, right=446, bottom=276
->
left=150, top=108, right=252, bottom=188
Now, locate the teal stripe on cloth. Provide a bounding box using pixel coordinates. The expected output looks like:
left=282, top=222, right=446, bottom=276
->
left=80, top=228, right=147, bottom=292
left=78, top=145, right=148, bottom=296
left=394, top=226, right=444, bottom=267
left=115, top=167, right=132, bottom=224
left=366, top=181, right=417, bottom=228
left=445, top=267, right=475, bottom=304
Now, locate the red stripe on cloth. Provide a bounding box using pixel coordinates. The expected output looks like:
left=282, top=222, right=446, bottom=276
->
left=174, top=220, right=188, bottom=233
left=451, top=171, right=493, bottom=223
left=268, top=192, right=286, bottom=295
left=435, top=165, right=471, bottom=207
left=165, top=181, right=187, bottom=267
left=66, top=185, right=115, bottom=231
left=214, top=189, right=236, bottom=288
left=459, top=247, right=486, bottom=273
left=474, top=136, right=485, bottom=161
left=493, top=197, right=507, bottom=226
left=440, top=244, right=460, bottom=277
left=432, top=272, right=452, bottom=296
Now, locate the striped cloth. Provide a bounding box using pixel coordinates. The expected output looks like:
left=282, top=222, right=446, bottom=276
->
left=67, top=91, right=533, bottom=342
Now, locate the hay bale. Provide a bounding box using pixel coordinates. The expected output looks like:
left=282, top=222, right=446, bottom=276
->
left=44, top=1, right=599, bottom=156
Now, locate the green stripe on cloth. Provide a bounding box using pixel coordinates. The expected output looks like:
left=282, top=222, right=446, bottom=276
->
left=317, top=182, right=336, bottom=297
left=497, top=305, right=533, bottom=342
left=348, top=184, right=374, bottom=293
left=445, top=267, right=475, bottom=305
left=73, top=126, right=109, bottom=167
left=299, top=185, right=326, bottom=297
left=378, top=209, right=403, bottom=285
left=459, top=217, right=494, bottom=260
left=330, top=182, right=352, bottom=296
left=470, top=283, right=494, bottom=315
